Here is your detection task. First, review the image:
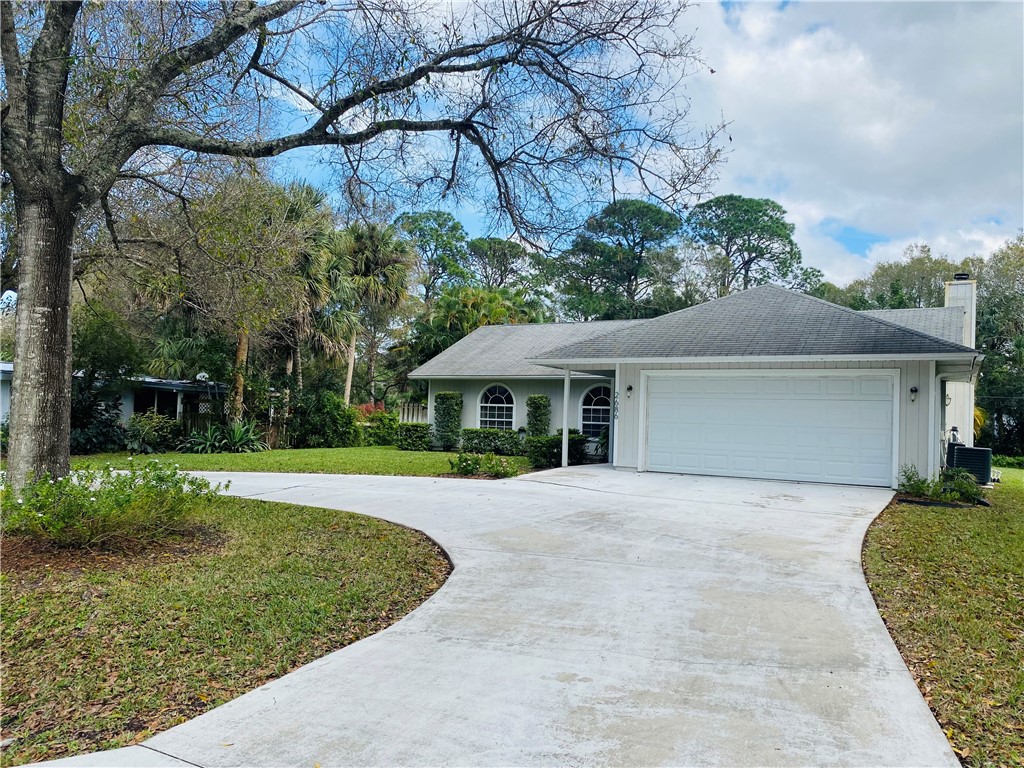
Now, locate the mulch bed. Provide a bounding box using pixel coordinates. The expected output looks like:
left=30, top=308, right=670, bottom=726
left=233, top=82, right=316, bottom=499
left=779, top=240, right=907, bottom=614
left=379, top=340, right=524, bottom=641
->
left=1, top=526, right=227, bottom=577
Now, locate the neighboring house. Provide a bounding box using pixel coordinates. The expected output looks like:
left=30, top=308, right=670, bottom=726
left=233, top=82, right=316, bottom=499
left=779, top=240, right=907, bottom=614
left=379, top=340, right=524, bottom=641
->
left=410, top=277, right=981, bottom=488
left=0, top=363, right=226, bottom=432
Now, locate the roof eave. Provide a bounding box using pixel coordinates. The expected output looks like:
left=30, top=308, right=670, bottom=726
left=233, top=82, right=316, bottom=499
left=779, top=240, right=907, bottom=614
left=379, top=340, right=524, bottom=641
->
left=528, top=352, right=981, bottom=367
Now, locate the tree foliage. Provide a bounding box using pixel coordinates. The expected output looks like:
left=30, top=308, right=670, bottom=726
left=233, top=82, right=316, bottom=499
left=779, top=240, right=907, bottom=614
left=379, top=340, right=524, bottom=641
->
left=395, top=211, right=470, bottom=306
left=466, top=238, right=532, bottom=291
left=544, top=199, right=683, bottom=320
left=686, top=194, right=818, bottom=295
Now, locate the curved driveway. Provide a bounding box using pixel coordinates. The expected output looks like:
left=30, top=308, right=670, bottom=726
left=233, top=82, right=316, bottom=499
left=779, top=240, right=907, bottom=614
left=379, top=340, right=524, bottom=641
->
left=47, top=466, right=956, bottom=767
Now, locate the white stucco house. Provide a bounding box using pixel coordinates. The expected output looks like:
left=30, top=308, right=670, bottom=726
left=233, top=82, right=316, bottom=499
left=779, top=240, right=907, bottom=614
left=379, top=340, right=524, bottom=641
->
left=410, top=277, right=981, bottom=488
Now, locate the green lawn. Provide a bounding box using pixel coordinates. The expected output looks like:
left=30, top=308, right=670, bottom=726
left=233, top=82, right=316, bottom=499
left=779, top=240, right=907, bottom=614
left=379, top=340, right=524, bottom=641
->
left=863, top=467, right=1024, bottom=766
left=0, top=496, right=450, bottom=766
left=72, top=445, right=516, bottom=476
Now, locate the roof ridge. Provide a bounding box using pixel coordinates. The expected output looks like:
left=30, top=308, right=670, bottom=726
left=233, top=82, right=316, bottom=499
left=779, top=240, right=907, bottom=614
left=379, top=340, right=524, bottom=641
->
left=792, top=290, right=975, bottom=352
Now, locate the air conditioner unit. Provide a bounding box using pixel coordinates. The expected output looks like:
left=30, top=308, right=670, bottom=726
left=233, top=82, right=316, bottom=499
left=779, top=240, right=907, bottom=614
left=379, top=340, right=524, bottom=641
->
left=950, top=445, right=993, bottom=485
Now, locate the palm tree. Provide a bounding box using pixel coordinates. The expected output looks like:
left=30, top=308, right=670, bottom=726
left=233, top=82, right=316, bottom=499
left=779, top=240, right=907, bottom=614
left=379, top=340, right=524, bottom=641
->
left=282, top=185, right=357, bottom=391
left=339, top=222, right=414, bottom=404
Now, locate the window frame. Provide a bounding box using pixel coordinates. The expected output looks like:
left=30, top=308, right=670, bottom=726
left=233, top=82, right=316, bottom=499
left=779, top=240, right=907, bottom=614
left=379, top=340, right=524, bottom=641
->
left=477, top=383, right=516, bottom=431
left=579, top=384, right=613, bottom=440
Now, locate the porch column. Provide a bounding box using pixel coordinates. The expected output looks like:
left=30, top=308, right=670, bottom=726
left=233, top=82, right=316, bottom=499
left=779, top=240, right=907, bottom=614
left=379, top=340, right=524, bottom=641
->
left=562, top=367, right=571, bottom=467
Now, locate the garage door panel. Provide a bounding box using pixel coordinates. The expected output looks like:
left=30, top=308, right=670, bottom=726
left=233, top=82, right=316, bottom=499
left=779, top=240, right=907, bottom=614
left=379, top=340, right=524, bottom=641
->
left=645, top=374, right=894, bottom=487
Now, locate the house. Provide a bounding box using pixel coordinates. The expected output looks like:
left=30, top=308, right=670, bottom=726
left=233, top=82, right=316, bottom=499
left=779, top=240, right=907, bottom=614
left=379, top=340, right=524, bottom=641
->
left=0, top=363, right=227, bottom=432
left=409, top=277, right=980, bottom=488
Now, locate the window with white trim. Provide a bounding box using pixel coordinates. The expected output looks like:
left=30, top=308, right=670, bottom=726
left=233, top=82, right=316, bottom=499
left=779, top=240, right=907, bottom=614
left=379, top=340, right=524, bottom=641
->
left=581, top=385, right=612, bottom=439
left=480, top=385, right=514, bottom=430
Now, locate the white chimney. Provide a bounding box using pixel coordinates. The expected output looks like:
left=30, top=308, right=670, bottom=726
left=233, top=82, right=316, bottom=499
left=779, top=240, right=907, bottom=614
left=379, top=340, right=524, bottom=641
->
left=944, top=273, right=976, bottom=347
left=944, top=272, right=977, bottom=447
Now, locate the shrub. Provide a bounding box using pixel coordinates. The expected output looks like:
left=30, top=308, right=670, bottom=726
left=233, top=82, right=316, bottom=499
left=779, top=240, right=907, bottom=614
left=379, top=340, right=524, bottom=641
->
left=355, top=402, right=387, bottom=419
left=290, top=390, right=362, bottom=448
left=396, top=423, right=432, bottom=451
left=898, top=464, right=985, bottom=504
left=449, top=452, right=520, bottom=478
left=1, top=460, right=223, bottom=549
left=526, top=395, right=551, bottom=437
left=180, top=424, right=224, bottom=454
left=220, top=420, right=270, bottom=453
left=526, top=430, right=589, bottom=469
left=433, top=392, right=463, bottom=451
left=362, top=410, right=400, bottom=446
left=126, top=412, right=181, bottom=454
left=70, top=391, right=126, bottom=455
left=480, top=453, right=520, bottom=478
left=449, top=453, right=481, bottom=475
left=180, top=420, right=268, bottom=454
left=0, top=417, right=8, bottom=454
left=994, top=455, right=1024, bottom=469
left=460, top=428, right=524, bottom=456
left=941, top=467, right=984, bottom=504
left=898, top=465, right=936, bottom=498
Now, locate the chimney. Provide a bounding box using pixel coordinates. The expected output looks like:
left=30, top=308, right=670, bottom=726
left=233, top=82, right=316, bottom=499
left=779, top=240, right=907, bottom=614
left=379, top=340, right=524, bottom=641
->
left=944, top=272, right=976, bottom=348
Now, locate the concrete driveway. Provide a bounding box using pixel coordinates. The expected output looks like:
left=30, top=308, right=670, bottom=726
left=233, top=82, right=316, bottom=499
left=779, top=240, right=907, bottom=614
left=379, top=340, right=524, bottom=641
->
left=44, top=466, right=956, bottom=767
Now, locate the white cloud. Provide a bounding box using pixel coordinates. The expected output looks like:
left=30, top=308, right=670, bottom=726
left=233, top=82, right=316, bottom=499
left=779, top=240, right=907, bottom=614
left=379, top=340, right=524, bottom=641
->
left=681, top=0, right=1023, bottom=284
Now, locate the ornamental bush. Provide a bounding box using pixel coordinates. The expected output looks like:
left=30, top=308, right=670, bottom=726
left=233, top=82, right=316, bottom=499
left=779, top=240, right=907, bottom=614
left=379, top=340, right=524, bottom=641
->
left=433, top=392, right=463, bottom=450
left=526, top=430, right=589, bottom=469
left=1, top=460, right=223, bottom=548
left=449, top=452, right=520, bottom=478
left=396, top=423, right=432, bottom=451
left=362, top=410, right=400, bottom=446
left=126, top=412, right=182, bottom=454
left=460, top=428, right=524, bottom=456
left=290, top=390, right=362, bottom=448
left=526, top=394, right=551, bottom=437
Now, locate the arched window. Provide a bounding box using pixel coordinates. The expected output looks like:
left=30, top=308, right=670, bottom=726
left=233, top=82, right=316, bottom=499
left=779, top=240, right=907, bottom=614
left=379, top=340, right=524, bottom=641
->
left=581, top=385, right=612, bottom=439
left=480, top=385, right=514, bottom=430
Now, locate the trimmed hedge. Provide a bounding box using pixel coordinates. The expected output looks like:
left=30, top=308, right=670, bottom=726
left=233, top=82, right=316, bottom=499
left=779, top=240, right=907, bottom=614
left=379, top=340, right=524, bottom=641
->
left=526, top=429, right=589, bottom=469
left=396, top=422, right=432, bottom=451
left=526, top=394, right=551, bottom=437
left=434, top=392, right=463, bottom=451
left=461, top=428, right=524, bottom=456
left=993, top=455, right=1024, bottom=469
left=362, top=410, right=399, bottom=446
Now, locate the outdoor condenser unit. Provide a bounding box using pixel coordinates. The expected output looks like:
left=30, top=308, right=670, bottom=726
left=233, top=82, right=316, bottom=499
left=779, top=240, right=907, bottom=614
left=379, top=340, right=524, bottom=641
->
left=949, top=445, right=993, bottom=485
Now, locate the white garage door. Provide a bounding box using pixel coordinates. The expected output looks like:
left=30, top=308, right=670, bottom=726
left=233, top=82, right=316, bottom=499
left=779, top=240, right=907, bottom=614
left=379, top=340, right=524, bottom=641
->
left=644, top=373, right=895, bottom=487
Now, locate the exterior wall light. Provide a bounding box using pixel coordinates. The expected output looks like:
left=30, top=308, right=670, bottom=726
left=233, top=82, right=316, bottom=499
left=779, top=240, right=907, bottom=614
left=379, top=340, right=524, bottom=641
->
left=909, top=386, right=918, bottom=402
left=626, top=385, right=633, bottom=398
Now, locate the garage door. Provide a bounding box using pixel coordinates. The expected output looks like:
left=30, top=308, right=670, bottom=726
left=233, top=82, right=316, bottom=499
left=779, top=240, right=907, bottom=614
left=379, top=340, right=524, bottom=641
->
left=644, top=373, right=895, bottom=486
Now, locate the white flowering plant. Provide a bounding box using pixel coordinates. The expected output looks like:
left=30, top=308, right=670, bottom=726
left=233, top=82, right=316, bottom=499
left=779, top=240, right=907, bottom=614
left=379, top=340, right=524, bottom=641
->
left=1, top=461, right=224, bottom=548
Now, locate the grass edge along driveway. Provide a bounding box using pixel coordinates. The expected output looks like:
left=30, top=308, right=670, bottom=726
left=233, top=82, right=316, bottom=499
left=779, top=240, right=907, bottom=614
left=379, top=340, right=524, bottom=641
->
left=863, top=467, right=1024, bottom=768
left=73, top=445, right=512, bottom=476
left=0, top=496, right=451, bottom=766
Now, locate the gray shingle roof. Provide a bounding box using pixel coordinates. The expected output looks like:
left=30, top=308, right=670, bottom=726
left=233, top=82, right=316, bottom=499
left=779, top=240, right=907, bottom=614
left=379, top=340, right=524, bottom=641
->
left=860, top=307, right=965, bottom=345
left=409, top=320, right=643, bottom=378
left=533, top=285, right=976, bottom=361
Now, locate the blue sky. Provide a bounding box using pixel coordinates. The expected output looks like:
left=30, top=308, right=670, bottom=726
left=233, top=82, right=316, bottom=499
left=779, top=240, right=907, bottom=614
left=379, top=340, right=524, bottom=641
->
left=271, top=1, right=1023, bottom=286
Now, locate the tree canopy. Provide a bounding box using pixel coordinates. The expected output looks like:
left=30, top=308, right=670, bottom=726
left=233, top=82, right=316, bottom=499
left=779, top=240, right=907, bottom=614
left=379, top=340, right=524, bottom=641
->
left=685, top=194, right=819, bottom=295
left=543, top=199, right=684, bottom=320
left=1, top=0, right=724, bottom=487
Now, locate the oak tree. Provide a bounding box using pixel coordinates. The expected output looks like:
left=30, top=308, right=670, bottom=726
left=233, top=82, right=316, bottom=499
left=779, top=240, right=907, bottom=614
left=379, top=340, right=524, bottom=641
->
left=1, top=0, right=721, bottom=487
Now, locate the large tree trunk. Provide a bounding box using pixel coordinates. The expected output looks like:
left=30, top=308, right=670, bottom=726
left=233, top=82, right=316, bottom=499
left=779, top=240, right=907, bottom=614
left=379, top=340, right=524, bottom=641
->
left=230, top=330, right=249, bottom=424
left=343, top=328, right=357, bottom=405
left=6, top=195, right=77, bottom=491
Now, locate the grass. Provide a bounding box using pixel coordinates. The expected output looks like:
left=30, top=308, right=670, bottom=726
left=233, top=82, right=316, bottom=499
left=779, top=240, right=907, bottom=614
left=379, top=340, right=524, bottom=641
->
left=863, top=467, right=1024, bottom=767
left=0, top=496, right=450, bottom=766
left=73, top=445, right=528, bottom=476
